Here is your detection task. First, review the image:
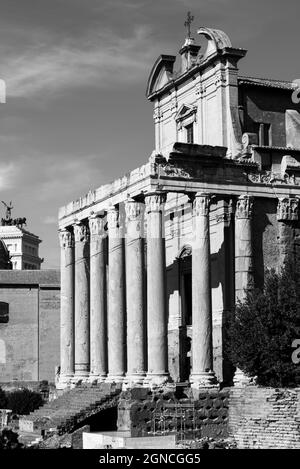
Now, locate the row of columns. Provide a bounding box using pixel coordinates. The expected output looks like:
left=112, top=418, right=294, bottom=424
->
left=233, top=194, right=300, bottom=385
left=59, top=191, right=216, bottom=388
left=59, top=192, right=299, bottom=389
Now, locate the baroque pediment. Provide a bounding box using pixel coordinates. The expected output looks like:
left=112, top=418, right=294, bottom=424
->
left=175, top=104, right=197, bottom=122
left=146, top=55, right=176, bottom=97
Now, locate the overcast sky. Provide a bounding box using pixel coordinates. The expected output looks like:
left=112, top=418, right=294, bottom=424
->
left=0, top=0, right=299, bottom=268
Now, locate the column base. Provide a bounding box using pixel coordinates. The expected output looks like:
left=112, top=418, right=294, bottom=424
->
left=106, top=373, right=125, bottom=384
left=190, top=371, right=218, bottom=389
left=123, top=373, right=146, bottom=390
left=72, top=369, right=90, bottom=386
left=56, top=374, right=74, bottom=390
left=88, top=374, right=107, bottom=384
left=144, top=373, right=170, bottom=389
left=233, top=368, right=253, bottom=387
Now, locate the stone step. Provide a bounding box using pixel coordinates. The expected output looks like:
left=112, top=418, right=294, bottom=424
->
left=19, top=385, right=120, bottom=441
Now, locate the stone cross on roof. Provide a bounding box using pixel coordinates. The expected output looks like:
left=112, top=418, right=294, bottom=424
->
left=184, top=11, right=194, bottom=39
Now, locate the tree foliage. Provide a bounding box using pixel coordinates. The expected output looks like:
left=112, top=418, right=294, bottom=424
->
left=228, top=256, right=300, bottom=387
left=6, top=389, right=44, bottom=415
left=0, top=428, right=23, bottom=449
left=0, top=387, right=8, bottom=408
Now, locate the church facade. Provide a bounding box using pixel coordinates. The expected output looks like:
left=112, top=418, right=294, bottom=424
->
left=57, top=28, right=300, bottom=389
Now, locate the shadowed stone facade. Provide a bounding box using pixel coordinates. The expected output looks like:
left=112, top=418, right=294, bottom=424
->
left=57, top=28, right=300, bottom=390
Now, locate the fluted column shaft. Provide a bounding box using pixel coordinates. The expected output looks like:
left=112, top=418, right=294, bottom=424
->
left=59, top=229, right=75, bottom=385
left=107, top=206, right=126, bottom=381
left=125, top=199, right=146, bottom=385
left=74, top=222, right=90, bottom=379
left=145, top=192, right=169, bottom=386
left=191, top=193, right=216, bottom=387
left=235, top=195, right=254, bottom=301
left=89, top=214, right=107, bottom=381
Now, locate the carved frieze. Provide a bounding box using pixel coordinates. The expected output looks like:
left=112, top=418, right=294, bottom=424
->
left=161, top=163, right=192, bottom=179
left=235, top=195, right=253, bottom=219
left=277, top=198, right=299, bottom=221
left=245, top=170, right=298, bottom=186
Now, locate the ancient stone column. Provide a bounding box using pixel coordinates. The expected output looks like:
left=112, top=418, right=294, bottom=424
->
left=277, top=197, right=300, bottom=264
left=235, top=195, right=254, bottom=301
left=234, top=195, right=254, bottom=386
left=58, top=228, right=75, bottom=386
left=73, top=222, right=90, bottom=380
left=124, top=199, right=146, bottom=386
left=145, top=192, right=169, bottom=386
left=190, top=193, right=217, bottom=388
left=89, top=213, right=107, bottom=382
left=107, top=206, right=126, bottom=382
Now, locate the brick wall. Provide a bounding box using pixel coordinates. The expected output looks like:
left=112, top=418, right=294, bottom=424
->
left=0, top=270, right=60, bottom=384
left=39, top=287, right=60, bottom=381
left=0, top=287, right=39, bottom=381
left=228, top=387, right=300, bottom=448
left=117, top=388, right=229, bottom=439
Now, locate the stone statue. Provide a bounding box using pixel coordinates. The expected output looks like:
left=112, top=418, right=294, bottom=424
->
left=0, top=202, right=27, bottom=228
left=1, top=201, right=13, bottom=225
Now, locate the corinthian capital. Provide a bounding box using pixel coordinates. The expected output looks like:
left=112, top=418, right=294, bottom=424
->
left=107, top=206, right=119, bottom=230
left=277, top=197, right=299, bottom=221
left=59, top=229, right=74, bottom=249
left=125, top=199, right=142, bottom=221
left=235, top=195, right=254, bottom=219
left=145, top=192, right=167, bottom=213
left=74, top=222, right=89, bottom=243
left=89, top=214, right=106, bottom=237
left=193, top=193, right=210, bottom=217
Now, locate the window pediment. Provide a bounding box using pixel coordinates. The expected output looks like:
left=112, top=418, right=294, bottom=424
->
left=175, top=104, right=197, bottom=122
left=175, top=104, right=197, bottom=130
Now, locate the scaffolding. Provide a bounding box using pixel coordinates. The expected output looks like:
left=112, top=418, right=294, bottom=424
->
left=150, top=401, right=199, bottom=443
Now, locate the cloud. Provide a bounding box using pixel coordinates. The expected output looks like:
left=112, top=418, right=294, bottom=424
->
left=1, top=152, right=108, bottom=209
left=1, top=24, right=158, bottom=99
left=43, top=215, right=57, bottom=225
left=0, top=162, right=18, bottom=190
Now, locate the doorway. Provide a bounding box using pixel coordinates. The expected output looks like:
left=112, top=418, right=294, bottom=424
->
left=179, top=248, right=192, bottom=382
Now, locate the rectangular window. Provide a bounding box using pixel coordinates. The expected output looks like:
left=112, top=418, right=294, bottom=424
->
left=0, top=302, right=9, bottom=323
left=186, top=123, right=194, bottom=144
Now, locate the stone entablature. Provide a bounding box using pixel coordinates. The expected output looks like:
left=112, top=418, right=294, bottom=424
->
left=58, top=143, right=300, bottom=228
